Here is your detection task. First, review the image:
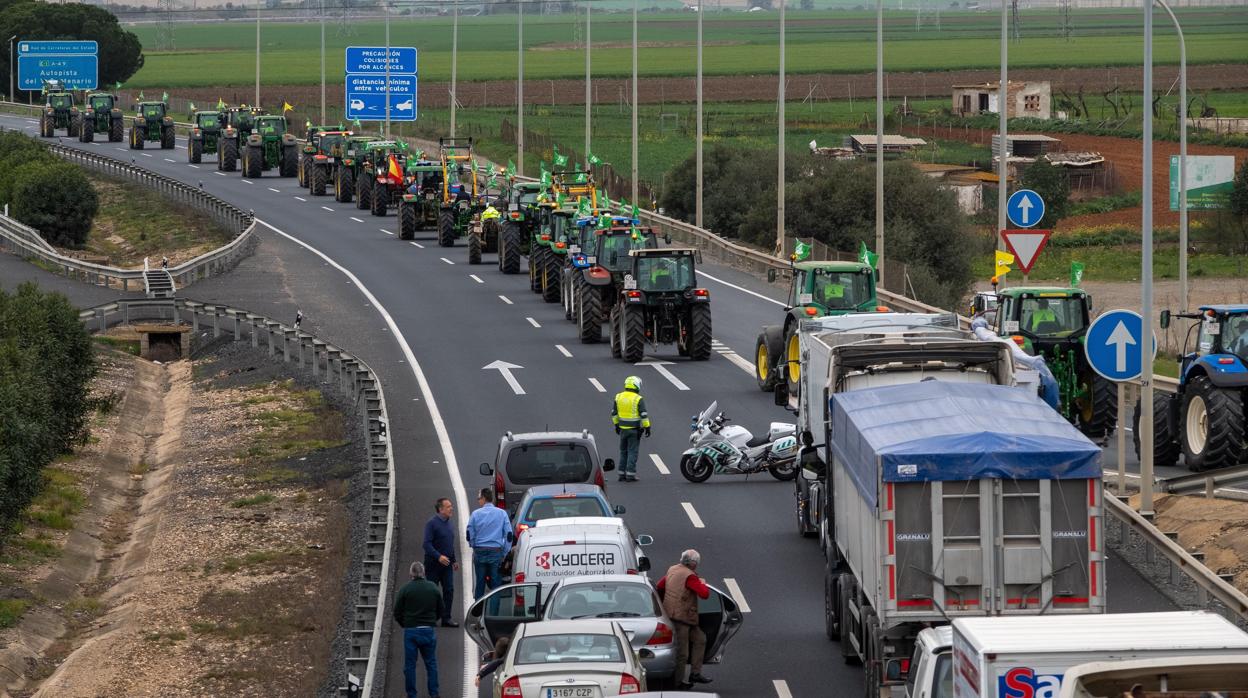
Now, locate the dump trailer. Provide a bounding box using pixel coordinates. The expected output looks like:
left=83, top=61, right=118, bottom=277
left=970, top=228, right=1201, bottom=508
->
left=821, top=381, right=1104, bottom=696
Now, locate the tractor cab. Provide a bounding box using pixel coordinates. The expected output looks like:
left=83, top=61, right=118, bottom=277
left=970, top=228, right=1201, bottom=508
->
left=780, top=262, right=881, bottom=317
left=195, top=111, right=221, bottom=130
left=631, top=248, right=698, bottom=294
left=140, top=102, right=168, bottom=120
left=223, top=107, right=262, bottom=137
left=1162, top=305, right=1248, bottom=373
left=88, top=93, right=116, bottom=112
left=254, top=115, right=286, bottom=136
left=316, top=131, right=351, bottom=158
left=995, top=287, right=1091, bottom=356
left=610, top=247, right=712, bottom=362
left=304, top=123, right=347, bottom=142
left=47, top=92, right=74, bottom=110
left=404, top=162, right=443, bottom=195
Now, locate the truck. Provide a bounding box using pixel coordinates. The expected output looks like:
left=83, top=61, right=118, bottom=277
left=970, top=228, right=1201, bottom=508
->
left=905, top=612, right=1248, bottom=698
left=814, top=380, right=1105, bottom=695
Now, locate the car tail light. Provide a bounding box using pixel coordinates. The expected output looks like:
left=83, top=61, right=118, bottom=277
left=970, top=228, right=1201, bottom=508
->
left=595, top=468, right=605, bottom=490
left=515, top=523, right=530, bottom=537
left=514, top=572, right=526, bottom=582
left=626, top=568, right=638, bottom=575
left=501, top=676, right=523, bottom=696
left=900, top=658, right=911, bottom=674
left=646, top=622, right=673, bottom=645
left=619, top=673, right=641, bottom=694
left=494, top=473, right=506, bottom=510
left=805, top=306, right=819, bottom=316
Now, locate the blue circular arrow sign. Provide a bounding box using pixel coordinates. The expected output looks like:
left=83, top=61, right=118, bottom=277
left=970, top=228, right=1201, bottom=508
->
left=1084, top=309, right=1157, bottom=382
left=1007, top=189, right=1045, bottom=228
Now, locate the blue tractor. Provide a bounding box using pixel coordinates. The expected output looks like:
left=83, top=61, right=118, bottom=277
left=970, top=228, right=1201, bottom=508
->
left=1136, top=305, right=1248, bottom=471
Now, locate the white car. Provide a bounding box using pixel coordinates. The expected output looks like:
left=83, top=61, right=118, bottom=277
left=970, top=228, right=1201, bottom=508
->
left=487, top=619, right=647, bottom=697
left=396, top=98, right=414, bottom=111
left=349, top=98, right=365, bottom=111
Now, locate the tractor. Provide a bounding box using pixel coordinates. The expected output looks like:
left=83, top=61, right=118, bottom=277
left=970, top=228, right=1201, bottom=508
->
left=187, top=110, right=225, bottom=165
left=40, top=87, right=79, bottom=138
left=608, top=247, right=713, bottom=363
left=528, top=202, right=576, bottom=301
left=398, top=162, right=445, bottom=239
left=994, top=287, right=1116, bottom=438
left=218, top=106, right=262, bottom=165
left=436, top=137, right=485, bottom=248
left=78, top=92, right=124, bottom=143
left=570, top=219, right=663, bottom=343
left=332, top=135, right=379, bottom=204
left=755, top=261, right=884, bottom=394
left=305, top=130, right=352, bottom=196
left=299, top=123, right=348, bottom=187
left=1136, top=306, right=1248, bottom=471
left=496, top=181, right=547, bottom=275
left=240, top=115, right=298, bottom=178
left=364, top=142, right=410, bottom=216
left=129, top=100, right=175, bottom=150
left=467, top=196, right=503, bottom=265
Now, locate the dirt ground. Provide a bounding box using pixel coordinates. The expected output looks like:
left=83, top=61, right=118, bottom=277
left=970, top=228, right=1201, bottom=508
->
left=0, top=341, right=364, bottom=698
left=1142, top=494, right=1248, bottom=597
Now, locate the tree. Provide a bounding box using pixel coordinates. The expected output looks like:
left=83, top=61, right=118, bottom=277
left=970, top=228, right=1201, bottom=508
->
left=0, top=2, right=143, bottom=99
left=10, top=160, right=98, bottom=248
left=1018, top=159, right=1070, bottom=228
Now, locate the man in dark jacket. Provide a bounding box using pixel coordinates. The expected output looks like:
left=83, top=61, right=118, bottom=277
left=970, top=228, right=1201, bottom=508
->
left=423, top=497, right=459, bottom=627
left=393, top=561, right=443, bottom=698
left=656, top=549, right=712, bottom=689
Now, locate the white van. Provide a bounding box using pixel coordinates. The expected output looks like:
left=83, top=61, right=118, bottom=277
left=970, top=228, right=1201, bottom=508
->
left=511, top=516, right=653, bottom=590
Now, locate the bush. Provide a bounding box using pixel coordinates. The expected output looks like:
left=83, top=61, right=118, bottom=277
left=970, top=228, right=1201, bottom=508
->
left=9, top=160, right=98, bottom=248
left=0, top=2, right=143, bottom=100
left=1018, top=159, right=1070, bottom=227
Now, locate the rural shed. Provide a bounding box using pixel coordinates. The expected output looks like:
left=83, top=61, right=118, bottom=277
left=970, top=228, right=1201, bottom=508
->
left=844, top=134, right=927, bottom=157
left=952, top=80, right=1052, bottom=120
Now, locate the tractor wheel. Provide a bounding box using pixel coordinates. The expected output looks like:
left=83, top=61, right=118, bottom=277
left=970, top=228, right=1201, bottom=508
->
left=609, top=309, right=623, bottom=359
left=784, top=325, right=802, bottom=400
left=310, top=164, right=327, bottom=196
left=755, top=326, right=784, bottom=391
left=438, top=209, right=456, bottom=247
left=335, top=167, right=354, bottom=203
left=370, top=185, right=387, bottom=216
left=298, top=153, right=310, bottom=187
left=219, top=138, right=238, bottom=172
left=280, top=144, right=298, bottom=178
left=484, top=222, right=499, bottom=254
left=130, top=126, right=145, bottom=149
left=499, top=222, right=521, bottom=274
left=578, top=285, right=604, bottom=344
left=399, top=203, right=417, bottom=240
left=244, top=144, right=263, bottom=178
left=69, top=114, right=81, bottom=137
left=161, top=125, right=176, bottom=149
left=468, top=232, right=482, bottom=265
left=687, top=303, right=713, bottom=361
left=38, top=114, right=48, bottom=137
left=541, top=256, right=561, bottom=303
left=529, top=247, right=546, bottom=293
left=356, top=175, right=372, bottom=210
left=621, top=305, right=646, bottom=363
left=109, top=116, right=124, bottom=142
left=563, top=273, right=575, bottom=321
left=1078, top=372, right=1118, bottom=439
left=1134, top=390, right=1181, bottom=468
left=189, top=138, right=203, bottom=163
left=1180, top=375, right=1247, bottom=472
left=79, top=119, right=92, bottom=143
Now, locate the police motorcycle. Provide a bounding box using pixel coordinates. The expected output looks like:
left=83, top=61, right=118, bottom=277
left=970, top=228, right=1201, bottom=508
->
left=679, top=401, right=799, bottom=483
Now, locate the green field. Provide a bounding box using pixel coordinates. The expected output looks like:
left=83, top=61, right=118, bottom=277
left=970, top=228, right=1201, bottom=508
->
left=122, top=7, right=1248, bottom=87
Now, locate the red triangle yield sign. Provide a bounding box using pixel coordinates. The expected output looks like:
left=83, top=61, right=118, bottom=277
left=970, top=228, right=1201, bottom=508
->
left=1001, top=229, right=1052, bottom=274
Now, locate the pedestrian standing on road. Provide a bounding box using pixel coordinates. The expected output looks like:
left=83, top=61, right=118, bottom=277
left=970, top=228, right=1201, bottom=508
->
left=466, top=487, right=512, bottom=599
left=423, top=497, right=460, bottom=628
left=392, top=561, right=443, bottom=698
left=611, top=375, right=651, bottom=482
left=656, top=549, right=713, bottom=689
left=473, top=636, right=512, bottom=688
left=294, top=309, right=303, bottom=330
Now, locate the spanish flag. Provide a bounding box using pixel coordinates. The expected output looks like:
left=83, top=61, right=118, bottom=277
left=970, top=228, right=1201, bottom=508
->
left=387, top=155, right=403, bottom=184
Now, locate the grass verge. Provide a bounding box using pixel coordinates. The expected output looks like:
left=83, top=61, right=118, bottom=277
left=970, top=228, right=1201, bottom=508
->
left=85, top=175, right=235, bottom=268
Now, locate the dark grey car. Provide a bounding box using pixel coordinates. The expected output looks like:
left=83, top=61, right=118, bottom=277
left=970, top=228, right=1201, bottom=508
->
left=479, top=430, right=615, bottom=516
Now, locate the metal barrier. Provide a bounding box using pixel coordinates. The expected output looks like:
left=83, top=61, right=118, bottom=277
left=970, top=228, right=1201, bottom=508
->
left=77, top=298, right=394, bottom=698
left=1161, top=463, right=1248, bottom=498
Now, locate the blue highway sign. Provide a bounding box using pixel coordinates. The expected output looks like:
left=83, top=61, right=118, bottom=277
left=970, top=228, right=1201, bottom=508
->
left=1007, top=189, right=1045, bottom=228
left=345, top=46, right=417, bottom=75
left=18, top=54, right=98, bottom=90
left=18, top=40, right=97, bottom=56
left=1085, top=309, right=1157, bottom=382
left=345, top=74, right=417, bottom=122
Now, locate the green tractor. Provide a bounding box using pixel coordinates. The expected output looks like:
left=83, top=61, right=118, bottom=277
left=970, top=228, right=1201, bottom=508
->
left=495, top=181, right=547, bottom=276
left=608, top=247, right=713, bottom=362
left=994, top=286, right=1117, bottom=438
left=299, top=123, right=348, bottom=187
left=305, top=130, right=352, bottom=196
left=398, top=162, right=445, bottom=239
left=363, top=142, right=410, bottom=217
left=188, top=111, right=226, bottom=165
left=527, top=201, right=577, bottom=299
left=128, top=101, right=175, bottom=150
left=39, top=88, right=80, bottom=138
left=755, top=261, right=884, bottom=394
left=78, top=92, right=124, bottom=143
left=239, top=115, right=298, bottom=178
left=436, top=137, right=484, bottom=247
left=332, top=135, right=379, bottom=204
left=570, top=219, right=662, bottom=343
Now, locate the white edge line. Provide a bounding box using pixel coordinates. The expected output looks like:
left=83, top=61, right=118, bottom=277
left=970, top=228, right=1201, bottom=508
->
left=681, top=502, right=705, bottom=529
left=253, top=220, right=474, bottom=694
left=650, top=454, right=670, bottom=475
left=724, top=577, right=752, bottom=613
left=698, top=270, right=786, bottom=307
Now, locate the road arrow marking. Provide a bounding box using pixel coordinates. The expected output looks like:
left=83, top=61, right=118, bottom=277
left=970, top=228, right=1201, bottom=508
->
left=483, top=360, right=525, bottom=395
left=1017, top=194, right=1033, bottom=225
left=1107, top=320, right=1137, bottom=372
left=637, top=360, right=689, bottom=391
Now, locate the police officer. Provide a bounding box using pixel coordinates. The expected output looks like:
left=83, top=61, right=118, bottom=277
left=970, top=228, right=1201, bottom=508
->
left=611, top=375, right=650, bottom=482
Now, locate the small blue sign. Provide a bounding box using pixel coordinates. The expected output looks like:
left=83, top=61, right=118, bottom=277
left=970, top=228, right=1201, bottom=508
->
left=345, top=46, right=417, bottom=75
left=345, top=74, right=416, bottom=122
left=18, top=40, right=98, bottom=56
left=1007, top=189, right=1045, bottom=228
left=18, top=54, right=98, bottom=90
left=1085, top=309, right=1157, bottom=382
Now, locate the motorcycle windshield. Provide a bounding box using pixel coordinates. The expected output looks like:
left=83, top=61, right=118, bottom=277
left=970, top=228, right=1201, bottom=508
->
left=696, top=401, right=718, bottom=427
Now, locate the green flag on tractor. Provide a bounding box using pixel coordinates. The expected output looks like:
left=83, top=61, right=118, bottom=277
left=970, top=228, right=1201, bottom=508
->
left=161, top=91, right=168, bottom=103
left=858, top=240, right=878, bottom=269
left=507, top=159, right=517, bottom=177
left=587, top=152, right=602, bottom=166
left=1071, top=261, right=1085, bottom=287
left=217, top=97, right=225, bottom=110
left=553, top=145, right=568, bottom=167
left=794, top=241, right=812, bottom=261
left=577, top=198, right=590, bottom=218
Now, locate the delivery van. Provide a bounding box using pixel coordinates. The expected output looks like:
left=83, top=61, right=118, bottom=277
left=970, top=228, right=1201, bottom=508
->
left=511, top=517, right=653, bottom=592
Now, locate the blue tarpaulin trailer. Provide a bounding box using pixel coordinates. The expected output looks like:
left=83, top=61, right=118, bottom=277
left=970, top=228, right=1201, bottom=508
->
left=817, top=381, right=1105, bottom=688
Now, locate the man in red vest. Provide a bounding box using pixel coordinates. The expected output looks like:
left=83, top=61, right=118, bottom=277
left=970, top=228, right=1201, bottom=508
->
left=656, top=549, right=713, bottom=689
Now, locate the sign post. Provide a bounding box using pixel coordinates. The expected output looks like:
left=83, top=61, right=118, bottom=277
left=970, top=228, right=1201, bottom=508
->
left=1005, top=189, right=1046, bottom=283
left=1000, top=229, right=1051, bottom=277
left=344, top=46, right=417, bottom=124
left=17, top=40, right=98, bottom=91
left=1085, top=310, right=1158, bottom=505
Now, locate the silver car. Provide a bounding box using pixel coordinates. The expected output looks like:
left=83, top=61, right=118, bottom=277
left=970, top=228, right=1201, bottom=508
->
left=468, top=575, right=743, bottom=684
left=487, top=619, right=646, bottom=697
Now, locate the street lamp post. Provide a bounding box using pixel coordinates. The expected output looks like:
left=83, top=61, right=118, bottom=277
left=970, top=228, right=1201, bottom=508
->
left=255, top=1, right=261, bottom=106
left=8, top=36, right=16, bottom=104
left=320, top=0, right=325, bottom=123
left=997, top=0, right=1008, bottom=255
left=777, top=0, right=785, bottom=254
left=517, top=0, right=525, bottom=177
left=385, top=2, right=391, bottom=138
left=1140, top=0, right=1155, bottom=516
left=875, top=0, right=884, bottom=284
left=585, top=2, right=591, bottom=164
left=695, top=1, right=703, bottom=228
left=451, top=0, right=459, bottom=137
left=630, top=0, right=638, bottom=205
left=1155, top=0, right=1187, bottom=312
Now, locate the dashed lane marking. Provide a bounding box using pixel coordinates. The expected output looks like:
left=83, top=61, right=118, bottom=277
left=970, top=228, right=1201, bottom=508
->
left=499, top=295, right=513, bottom=305
left=321, top=206, right=334, bottom=212
left=214, top=171, right=227, bottom=177
left=350, top=217, right=364, bottom=223
left=409, top=242, right=422, bottom=248
left=242, top=179, right=254, bottom=184
left=773, top=680, right=793, bottom=698
left=268, top=187, right=281, bottom=193
left=527, top=317, right=541, bottom=328
left=555, top=345, right=572, bottom=358
left=294, top=196, right=307, bottom=202
left=187, top=164, right=199, bottom=168
left=681, top=502, right=705, bottom=529
left=724, top=577, right=752, bottom=613
left=440, top=257, right=455, bottom=265
left=163, top=158, right=175, bottom=162
left=650, top=454, right=670, bottom=475
left=588, top=378, right=606, bottom=393
left=469, top=275, right=484, bottom=284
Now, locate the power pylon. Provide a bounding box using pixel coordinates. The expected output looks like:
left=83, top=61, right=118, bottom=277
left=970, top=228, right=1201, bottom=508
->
left=156, top=0, right=175, bottom=51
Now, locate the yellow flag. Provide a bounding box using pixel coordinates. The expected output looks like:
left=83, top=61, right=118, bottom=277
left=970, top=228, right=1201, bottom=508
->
left=994, top=249, right=1015, bottom=278
left=282, top=101, right=294, bottom=112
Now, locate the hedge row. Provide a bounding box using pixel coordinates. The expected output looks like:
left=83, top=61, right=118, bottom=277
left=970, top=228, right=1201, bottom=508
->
left=0, top=131, right=98, bottom=248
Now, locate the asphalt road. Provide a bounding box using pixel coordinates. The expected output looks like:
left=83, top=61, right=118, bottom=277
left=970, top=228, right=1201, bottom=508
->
left=0, top=114, right=1179, bottom=698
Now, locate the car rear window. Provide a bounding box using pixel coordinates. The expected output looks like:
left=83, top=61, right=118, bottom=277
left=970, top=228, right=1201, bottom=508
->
left=523, top=496, right=608, bottom=522
left=515, top=634, right=624, bottom=665
left=547, top=582, right=661, bottom=620
left=505, top=444, right=593, bottom=485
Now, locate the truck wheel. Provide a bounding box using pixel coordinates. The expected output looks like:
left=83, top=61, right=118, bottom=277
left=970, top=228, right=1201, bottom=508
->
left=244, top=144, right=263, bottom=178
left=609, top=309, right=623, bottom=359
left=499, top=222, right=522, bottom=274
left=437, top=209, right=456, bottom=247
left=1180, top=375, right=1246, bottom=471
left=219, top=138, right=238, bottom=172
left=755, top=325, right=784, bottom=391
left=824, top=567, right=841, bottom=640
left=1134, top=390, right=1181, bottom=468
left=687, top=303, right=713, bottom=361
left=679, top=453, right=713, bottom=483
left=189, top=138, right=202, bottom=163
left=356, top=176, right=372, bottom=210
left=468, top=231, right=482, bottom=265
left=280, top=144, right=298, bottom=178
left=541, top=256, right=560, bottom=303
left=109, top=116, right=123, bottom=142
left=310, top=164, right=327, bottom=196
left=785, top=325, right=802, bottom=401
left=578, top=285, right=604, bottom=344
left=621, top=306, right=646, bottom=362
left=335, top=167, right=354, bottom=203
left=161, top=125, right=176, bottom=149
left=370, top=185, right=387, bottom=216
left=399, top=203, right=417, bottom=240
left=1078, top=372, right=1118, bottom=439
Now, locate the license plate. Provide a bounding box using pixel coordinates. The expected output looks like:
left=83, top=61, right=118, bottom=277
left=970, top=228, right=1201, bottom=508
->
left=545, top=688, right=597, bottom=698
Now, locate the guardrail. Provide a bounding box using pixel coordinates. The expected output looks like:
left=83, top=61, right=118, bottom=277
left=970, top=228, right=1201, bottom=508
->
left=77, top=297, right=394, bottom=698
left=1161, top=463, right=1248, bottom=498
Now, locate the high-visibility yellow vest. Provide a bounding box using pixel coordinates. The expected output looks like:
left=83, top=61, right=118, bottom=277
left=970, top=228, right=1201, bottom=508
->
left=612, top=390, right=650, bottom=429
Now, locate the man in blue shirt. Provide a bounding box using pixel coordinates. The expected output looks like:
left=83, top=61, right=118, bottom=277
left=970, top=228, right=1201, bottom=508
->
left=423, top=497, right=459, bottom=627
left=466, top=487, right=512, bottom=599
